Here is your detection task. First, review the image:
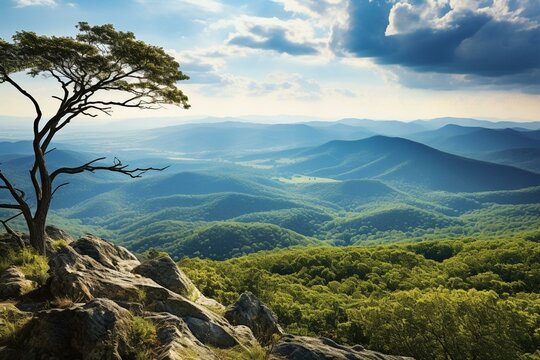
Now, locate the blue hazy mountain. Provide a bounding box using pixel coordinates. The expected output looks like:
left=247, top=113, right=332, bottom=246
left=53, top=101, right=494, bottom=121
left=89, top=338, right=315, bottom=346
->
left=259, top=136, right=540, bottom=192
left=408, top=124, right=540, bottom=155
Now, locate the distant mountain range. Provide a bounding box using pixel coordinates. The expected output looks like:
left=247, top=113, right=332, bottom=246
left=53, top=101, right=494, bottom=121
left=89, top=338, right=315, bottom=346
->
left=250, top=136, right=540, bottom=192
left=407, top=124, right=540, bottom=156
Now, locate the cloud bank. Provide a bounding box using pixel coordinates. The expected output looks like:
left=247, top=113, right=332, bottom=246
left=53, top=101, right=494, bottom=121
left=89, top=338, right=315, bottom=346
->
left=331, top=0, right=540, bottom=90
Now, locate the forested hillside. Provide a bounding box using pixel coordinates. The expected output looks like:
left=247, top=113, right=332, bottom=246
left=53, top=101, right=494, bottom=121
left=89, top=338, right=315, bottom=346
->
left=180, top=238, right=540, bottom=360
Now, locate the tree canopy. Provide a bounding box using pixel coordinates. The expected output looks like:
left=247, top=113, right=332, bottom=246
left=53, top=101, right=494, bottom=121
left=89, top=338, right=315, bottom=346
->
left=0, top=22, right=190, bottom=253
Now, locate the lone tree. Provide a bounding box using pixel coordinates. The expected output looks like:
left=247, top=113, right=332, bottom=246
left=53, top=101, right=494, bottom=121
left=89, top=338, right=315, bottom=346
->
left=0, top=22, right=190, bottom=254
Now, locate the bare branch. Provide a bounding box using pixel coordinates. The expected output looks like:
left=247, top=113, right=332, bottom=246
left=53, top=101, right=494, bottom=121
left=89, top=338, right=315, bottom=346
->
left=0, top=212, right=25, bottom=249
left=0, top=171, right=26, bottom=206
left=50, top=156, right=168, bottom=181
left=51, top=182, right=69, bottom=197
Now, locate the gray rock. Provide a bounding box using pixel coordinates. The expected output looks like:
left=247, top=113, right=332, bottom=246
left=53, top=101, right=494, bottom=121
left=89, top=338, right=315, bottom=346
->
left=151, top=297, right=256, bottom=349
left=224, top=291, right=283, bottom=345
left=0, top=266, right=33, bottom=300
left=273, top=335, right=415, bottom=360
left=45, top=225, right=74, bottom=244
left=22, top=298, right=133, bottom=360
left=48, top=245, right=171, bottom=302
left=71, top=234, right=140, bottom=272
left=48, top=238, right=256, bottom=351
left=133, top=255, right=199, bottom=299
left=148, top=312, right=219, bottom=360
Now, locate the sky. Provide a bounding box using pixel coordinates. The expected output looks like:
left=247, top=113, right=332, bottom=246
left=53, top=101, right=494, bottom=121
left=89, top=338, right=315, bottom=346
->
left=1, top=0, right=540, bottom=123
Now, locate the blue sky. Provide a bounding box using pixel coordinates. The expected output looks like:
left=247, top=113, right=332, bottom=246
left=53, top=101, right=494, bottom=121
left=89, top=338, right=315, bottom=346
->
left=1, top=0, right=540, bottom=122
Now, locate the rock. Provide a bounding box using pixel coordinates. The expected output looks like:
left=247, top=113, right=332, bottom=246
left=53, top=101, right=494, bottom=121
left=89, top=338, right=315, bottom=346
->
left=0, top=266, right=33, bottom=300
left=45, top=225, right=74, bottom=243
left=71, top=234, right=140, bottom=272
left=151, top=297, right=256, bottom=349
left=48, top=245, right=171, bottom=302
left=21, top=298, right=133, bottom=360
left=48, top=238, right=256, bottom=350
left=133, top=255, right=200, bottom=299
left=224, top=291, right=283, bottom=345
left=273, top=335, right=414, bottom=360
left=147, top=312, right=218, bottom=360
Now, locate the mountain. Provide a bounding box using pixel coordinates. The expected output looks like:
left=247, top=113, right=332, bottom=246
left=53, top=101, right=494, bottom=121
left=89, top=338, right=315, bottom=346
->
left=297, top=179, right=400, bottom=208
left=323, top=204, right=461, bottom=245
left=408, top=124, right=540, bottom=155
left=141, top=122, right=374, bottom=154
left=162, top=222, right=319, bottom=260
left=337, top=118, right=427, bottom=136
left=478, top=148, right=540, bottom=173
left=412, top=117, right=540, bottom=130
left=262, top=136, right=540, bottom=192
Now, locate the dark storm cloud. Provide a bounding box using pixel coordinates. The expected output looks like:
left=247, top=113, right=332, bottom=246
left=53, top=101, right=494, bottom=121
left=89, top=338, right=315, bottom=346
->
left=332, top=0, right=540, bottom=88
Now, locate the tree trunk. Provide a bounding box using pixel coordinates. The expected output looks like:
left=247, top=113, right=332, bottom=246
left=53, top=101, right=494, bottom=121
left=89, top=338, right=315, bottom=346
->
left=28, top=217, right=46, bottom=255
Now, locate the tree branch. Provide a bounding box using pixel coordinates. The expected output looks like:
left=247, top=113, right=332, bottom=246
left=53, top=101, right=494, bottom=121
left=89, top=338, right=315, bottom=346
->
left=50, top=157, right=168, bottom=181
left=51, top=182, right=69, bottom=198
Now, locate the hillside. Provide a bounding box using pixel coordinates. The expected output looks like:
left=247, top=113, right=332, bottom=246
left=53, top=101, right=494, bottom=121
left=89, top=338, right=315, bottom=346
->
left=140, top=122, right=374, bottom=154
left=478, top=148, right=540, bottom=172
left=273, top=136, right=540, bottom=192
left=408, top=124, right=540, bottom=155
left=180, top=238, right=540, bottom=360
left=163, top=222, right=319, bottom=260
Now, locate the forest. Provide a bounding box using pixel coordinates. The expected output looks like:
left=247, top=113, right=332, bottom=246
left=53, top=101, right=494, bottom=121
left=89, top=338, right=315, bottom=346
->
left=179, top=238, right=540, bottom=360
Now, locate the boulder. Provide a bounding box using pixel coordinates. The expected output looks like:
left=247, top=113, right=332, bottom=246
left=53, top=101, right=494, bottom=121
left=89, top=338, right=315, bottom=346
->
left=71, top=235, right=140, bottom=272
left=21, top=298, right=133, bottom=360
left=0, top=266, right=33, bottom=300
left=151, top=297, right=256, bottom=349
left=48, top=238, right=255, bottom=350
left=272, top=335, right=414, bottom=360
left=147, top=312, right=218, bottom=360
left=224, top=291, right=283, bottom=345
left=48, top=245, right=171, bottom=302
left=133, top=255, right=199, bottom=299
left=45, top=225, right=75, bottom=244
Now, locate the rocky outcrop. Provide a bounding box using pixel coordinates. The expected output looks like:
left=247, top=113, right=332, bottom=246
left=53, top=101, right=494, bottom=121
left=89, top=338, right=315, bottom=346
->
left=0, top=266, right=33, bottom=300
left=224, top=291, right=283, bottom=344
left=133, top=255, right=199, bottom=299
left=48, top=236, right=256, bottom=351
left=22, top=298, right=133, bottom=360
left=272, top=335, right=414, bottom=360
left=71, top=235, right=140, bottom=272
left=147, top=313, right=219, bottom=360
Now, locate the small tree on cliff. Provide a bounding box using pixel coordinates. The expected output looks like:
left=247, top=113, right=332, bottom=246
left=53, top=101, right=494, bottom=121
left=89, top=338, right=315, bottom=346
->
left=0, top=22, right=190, bottom=254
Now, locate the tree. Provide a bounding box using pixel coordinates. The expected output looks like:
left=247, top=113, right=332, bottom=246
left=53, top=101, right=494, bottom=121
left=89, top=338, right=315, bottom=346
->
left=0, top=22, right=190, bottom=254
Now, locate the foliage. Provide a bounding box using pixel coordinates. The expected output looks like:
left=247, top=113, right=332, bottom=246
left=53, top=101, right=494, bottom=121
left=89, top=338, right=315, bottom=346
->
left=0, top=247, right=49, bottom=287
left=180, top=239, right=540, bottom=360
left=167, top=222, right=320, bottom=260
left=129, top=317, right=157, bottom=360
left=0, top=304, right=31, bottom=348
left=0, top=21, right=190, bottom=253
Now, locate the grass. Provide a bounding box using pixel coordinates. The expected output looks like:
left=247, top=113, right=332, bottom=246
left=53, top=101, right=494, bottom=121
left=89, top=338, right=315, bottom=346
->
left=211, top=344, right=268, bottom=360
left=0, top=248, right=49, bottom=287
left=129, top=316, right=158, bottom=360
left=0, top=303, right=31, bottom=348
left=49, top=239, right=69, bottom=252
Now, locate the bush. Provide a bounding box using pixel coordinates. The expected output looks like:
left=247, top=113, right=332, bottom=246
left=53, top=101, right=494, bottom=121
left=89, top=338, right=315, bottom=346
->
left=129, top=317, right=157, bottom=360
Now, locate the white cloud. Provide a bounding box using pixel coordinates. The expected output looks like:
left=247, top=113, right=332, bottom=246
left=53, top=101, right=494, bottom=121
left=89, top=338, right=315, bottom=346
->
left=135, top=0, right=223, bottom=13
left=272, top=0, right=349, bottom=26
left=13, top=0, right=57, bottom=7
